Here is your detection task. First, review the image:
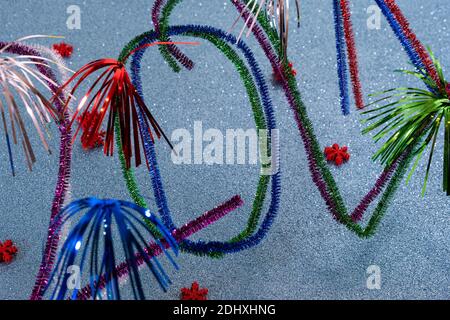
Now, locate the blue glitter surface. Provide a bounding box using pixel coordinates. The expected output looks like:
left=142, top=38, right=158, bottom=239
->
left=1, top=0, right=450, bottom=300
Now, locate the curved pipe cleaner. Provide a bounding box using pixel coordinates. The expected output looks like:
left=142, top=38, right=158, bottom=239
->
left=116, top=25, right=281, bottom=255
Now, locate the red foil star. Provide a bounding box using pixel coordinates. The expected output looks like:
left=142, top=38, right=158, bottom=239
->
left=0, top=240, right=18, bottom=263
left=324, top=143, right=350, bottom=166
left=52, top=42, right=74, bottom=58
left=180, top=282, right=208, bottom=300
left=273, top=61, right=297, bottom=82
left=77, top=111, right=106, bottom=149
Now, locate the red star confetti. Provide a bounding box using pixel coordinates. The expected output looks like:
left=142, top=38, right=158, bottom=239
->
left=273, top=61, right=297, bottom=82
left=324, top=143, right=350, bottom=166
left=77, top=110, right=106, bottom=149
left=0, top=240, right=18, bottom=263
left=52, top=42, right=74, bottom=58
left=180, top=282, right=208, bottom=300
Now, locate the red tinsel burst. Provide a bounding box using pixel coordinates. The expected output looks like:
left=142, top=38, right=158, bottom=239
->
left=339, top=0, right=364, bottom=109
left=52, top=42, right=73, bottom=58
left=324, top=143, right=350, bottom=166
left=53, top=41, right=199, bottom=169
left=0, top=240, right=18, bottom=263
left=180, top=282, right=208, bottom=300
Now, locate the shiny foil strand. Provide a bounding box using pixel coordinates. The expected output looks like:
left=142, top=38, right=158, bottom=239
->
left=128, top=25, right=280, bottom=254
left=373, top=0, right=436, bottom=93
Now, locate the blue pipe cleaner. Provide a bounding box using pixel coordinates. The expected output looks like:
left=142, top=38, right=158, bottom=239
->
left=128, top=24, right=281, bottom=255
left=332, top=0, right=351, bottom=115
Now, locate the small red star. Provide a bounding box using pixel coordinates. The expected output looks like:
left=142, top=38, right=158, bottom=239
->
left=180, top=282, right=208, bottom=300
left=273, top=61, right=297, bottom=82
left=324, top=143, right=350, bottom=166
left=0, top=240, right=18, bottom=263
left=52, top=42, right=74, bottom=58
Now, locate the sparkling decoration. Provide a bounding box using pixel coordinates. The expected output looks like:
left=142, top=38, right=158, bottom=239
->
left=52, top=42, right=73, bottom=58
left=232, top=0, right=399, bottom=233
left=0, top=240, right=18, bottom=263
left=0, top=0, right=443, bottom=301
left=229, top=0, right=301, bottom=62
left=339, top=0, right=364, bottom=109
left=43, top=198, right=179, bottom=300
left=377, top=0, right=443, bottom=90
left=152, top=0, right=194, bottom=72
left=227, top=0, right=438, bottom=233
left=324, top=144, right=350, bottom=166
left=180, top=282, right=208, bottom=300
left=332, top=0, right=351, bottom=115
left=52, top=43, right=200, bottom=169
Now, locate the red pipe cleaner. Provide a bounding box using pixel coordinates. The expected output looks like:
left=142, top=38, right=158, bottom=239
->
left=384, top=0, right=443, bottom=90
left=340, top=0, right=364, bottom=109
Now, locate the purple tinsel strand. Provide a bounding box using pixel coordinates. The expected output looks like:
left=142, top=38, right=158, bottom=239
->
left=0, top=42, right=73, bottom=300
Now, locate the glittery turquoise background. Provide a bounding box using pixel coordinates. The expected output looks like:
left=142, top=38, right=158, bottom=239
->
left=1, top=0, right=450, bottom=300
